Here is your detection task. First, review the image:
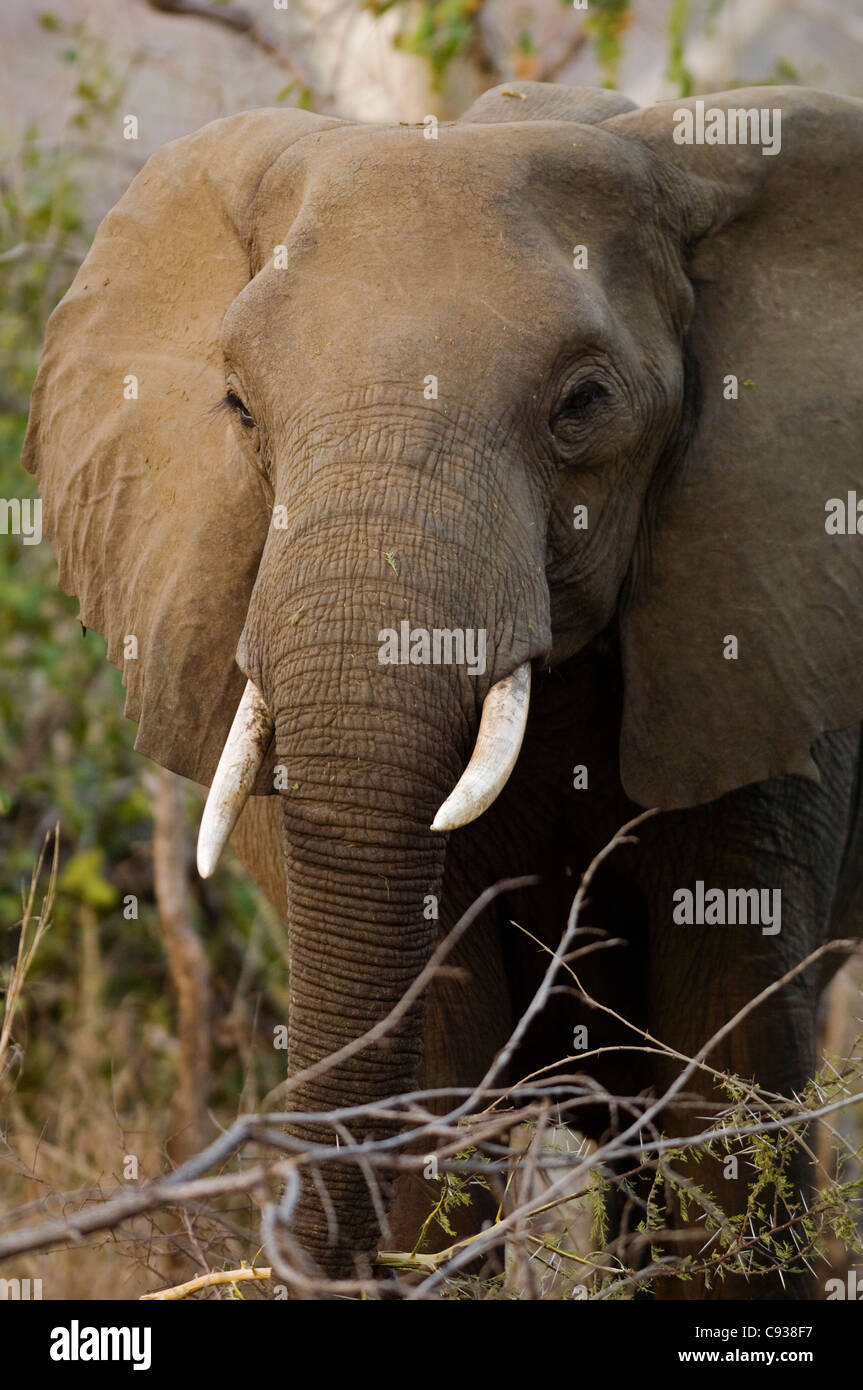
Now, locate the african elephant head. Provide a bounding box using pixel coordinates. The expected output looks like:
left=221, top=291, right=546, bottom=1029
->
left=23, top=81, right=863, bottom=1279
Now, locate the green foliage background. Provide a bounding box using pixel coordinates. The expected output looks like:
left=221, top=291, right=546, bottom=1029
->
left=0, top=31, right=288, bottom=1140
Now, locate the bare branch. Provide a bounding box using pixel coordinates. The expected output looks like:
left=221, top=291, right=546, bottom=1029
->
left=142, top=0, right=331, bottom=110
left=1, top=818, right=860, bottom=1299
left=145, top=0, right=254, bottom=32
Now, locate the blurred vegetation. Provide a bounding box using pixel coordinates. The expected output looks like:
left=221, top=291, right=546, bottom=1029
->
left=367, top=0, right=643, bottom=89
left=367, top=0, right=803, bottom=97
left=0, top=27, right=290, bottom=1297
left=366, top=0, right=728, bottom=92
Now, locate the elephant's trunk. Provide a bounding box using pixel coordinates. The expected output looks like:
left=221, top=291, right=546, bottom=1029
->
left=271, top=642, right=475, bottom=1278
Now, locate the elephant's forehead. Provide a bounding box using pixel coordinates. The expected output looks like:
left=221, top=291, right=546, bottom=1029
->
left=235, top=122, right=649, bottom=359
left=249, top=120, right=652, bottom=266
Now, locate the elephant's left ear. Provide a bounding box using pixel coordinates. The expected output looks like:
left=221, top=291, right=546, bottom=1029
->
left=605, top=88, right=863, bottom=809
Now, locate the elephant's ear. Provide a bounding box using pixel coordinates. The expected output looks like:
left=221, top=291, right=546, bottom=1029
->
left=458, top=80, right=636, bottom=125
left=603, top=88, right=863, bottom=809
left=23, top=108, right=340, bottom=789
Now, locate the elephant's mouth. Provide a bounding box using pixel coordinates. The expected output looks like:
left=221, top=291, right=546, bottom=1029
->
left=196, top=660, right=532, bottom=878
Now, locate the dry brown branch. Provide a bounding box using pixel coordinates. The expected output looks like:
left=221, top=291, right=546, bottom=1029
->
left=141, top=1262, right=273, bottom=1299
left=1, top=817, right=861, bottom=1299
left=0, top=827, right=59, bottom=1090
left=146, top=0, right=256, bottom=32
left=143, top=0, right=333, bottom=112
left=535, top=30, right=589, bottom=83
left=262, top=873, right=539, bottom=1110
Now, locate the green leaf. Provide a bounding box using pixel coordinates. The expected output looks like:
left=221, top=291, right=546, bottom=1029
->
left=58, top=847, right=118, bottom=910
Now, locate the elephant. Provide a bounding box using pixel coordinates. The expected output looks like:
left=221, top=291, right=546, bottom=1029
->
left=23, top=79, right=863, bottom=1298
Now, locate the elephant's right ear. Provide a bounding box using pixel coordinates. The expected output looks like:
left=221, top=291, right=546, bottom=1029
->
left=23, top=108, right=340, bottom=789
left=604, top=88, right=863, bottom=809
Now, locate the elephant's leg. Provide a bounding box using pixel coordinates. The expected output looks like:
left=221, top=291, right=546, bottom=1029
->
left=638, top=728, right=860, bottom=1299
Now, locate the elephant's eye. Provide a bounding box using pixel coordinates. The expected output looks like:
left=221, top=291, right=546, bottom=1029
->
left=223, top=391, right=256, bottom=428
left=554, top=381, right=606, bottom=424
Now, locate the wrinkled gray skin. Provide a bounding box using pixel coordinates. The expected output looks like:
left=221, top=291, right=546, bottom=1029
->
left=24, top=82, right=863, bottom=1297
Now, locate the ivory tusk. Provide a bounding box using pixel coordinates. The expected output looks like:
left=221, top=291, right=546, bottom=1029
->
left=197, top=680, right=273, bottom=878
left=431, top=662, right=531, bottom=832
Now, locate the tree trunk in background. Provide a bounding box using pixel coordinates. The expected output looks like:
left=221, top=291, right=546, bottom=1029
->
left=149, top=768, right=210, bottom=1162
